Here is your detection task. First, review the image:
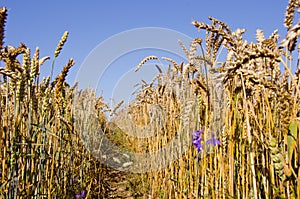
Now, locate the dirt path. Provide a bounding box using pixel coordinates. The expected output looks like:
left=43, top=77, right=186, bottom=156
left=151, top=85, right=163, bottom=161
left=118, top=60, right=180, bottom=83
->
left=103, top=167, right=149, bottom=199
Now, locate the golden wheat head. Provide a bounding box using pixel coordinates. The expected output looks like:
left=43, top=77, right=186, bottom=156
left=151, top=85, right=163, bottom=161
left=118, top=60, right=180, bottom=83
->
left=55, top=58, right=75, bottom=100
left=135, top=55, right=158, bottom=72
left=281, top=20, right=300, bottom=51
left=284, top=0, right=299, bottom=30
left=54, top=31, right=69, bottom=58
left=0, top=7, right=7, bottom=50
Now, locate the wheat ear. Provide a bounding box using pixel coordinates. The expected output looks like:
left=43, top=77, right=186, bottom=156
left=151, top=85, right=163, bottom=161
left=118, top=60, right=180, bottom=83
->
left=256, top=29, right=265, bottom=43
left=0, top=7, right=7, bottom=50
left=110, top=100, right=124, bottom=116
left=284, top=0, right=297, bottom=30
left=54, top=31, right=69, bottom=58
left=55, top=58, right=75, bottom=101
left=135, top=56, right=158, bottom=72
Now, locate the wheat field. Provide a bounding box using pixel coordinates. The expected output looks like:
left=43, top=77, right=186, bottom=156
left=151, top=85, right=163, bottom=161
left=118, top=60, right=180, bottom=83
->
left=1, top=0, right=300, bottom=198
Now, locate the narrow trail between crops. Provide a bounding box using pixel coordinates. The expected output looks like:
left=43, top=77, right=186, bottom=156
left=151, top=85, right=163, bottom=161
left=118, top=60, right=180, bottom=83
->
left=104, top=168, right=133, bottom=198
left=104, top=167, right=149, bottom=199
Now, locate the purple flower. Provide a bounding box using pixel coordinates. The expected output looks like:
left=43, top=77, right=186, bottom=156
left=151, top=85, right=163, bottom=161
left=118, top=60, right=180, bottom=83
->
left=75, top=191, right=85, bottom=198
left=192, top=127, right=204, bottom=152
left=206, top=132, right=220, bottom=146
left=80, top=191, right=85, bottom=198
left=193, top=140, right=203, bottom=152
left=192, top=127, right=220, bottom=152
left=192, top=128, right=203, bottom=140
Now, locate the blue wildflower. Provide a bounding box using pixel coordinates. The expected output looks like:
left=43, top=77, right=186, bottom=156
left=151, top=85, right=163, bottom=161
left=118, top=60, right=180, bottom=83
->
left=192, top=127, right=220, bottom=152
left=192, top=126, right=204, bottom=152
left=206, top=132, right=220, bottom=146
left=75, top=191, right=85, bottom=198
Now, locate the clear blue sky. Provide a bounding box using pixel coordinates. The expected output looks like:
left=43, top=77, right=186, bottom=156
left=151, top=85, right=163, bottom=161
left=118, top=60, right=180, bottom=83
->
left=1, top=0, right=289, bottom=104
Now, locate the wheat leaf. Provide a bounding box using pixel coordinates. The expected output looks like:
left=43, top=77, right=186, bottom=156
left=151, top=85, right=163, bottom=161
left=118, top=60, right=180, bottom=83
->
left=287, top=121, right=298, bottom=162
